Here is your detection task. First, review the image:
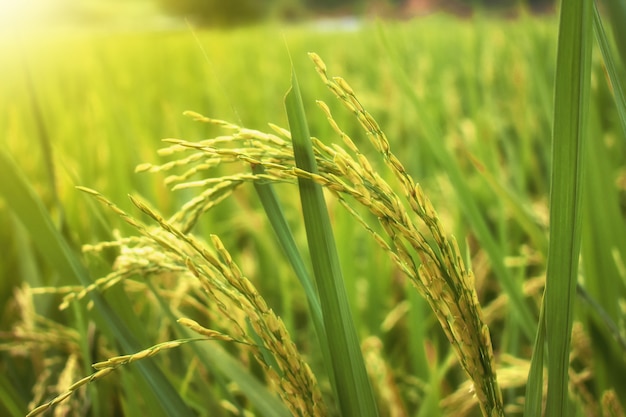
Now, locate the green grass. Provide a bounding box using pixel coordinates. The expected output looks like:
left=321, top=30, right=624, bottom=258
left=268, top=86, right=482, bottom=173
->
left=0, top=9, right=625, bottom=417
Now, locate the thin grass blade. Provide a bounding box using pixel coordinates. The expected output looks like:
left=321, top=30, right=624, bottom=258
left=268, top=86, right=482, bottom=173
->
left=251, top=164, right=337, bottom=394
left=593, top=1, right=626, bottom=138
left=523, top=298, right=546, bottom=417
left=600, top=0, right=626, bottom=66
left=251, top=164, right=324, bottom=332
left=285, top=69, right=379, bottom=417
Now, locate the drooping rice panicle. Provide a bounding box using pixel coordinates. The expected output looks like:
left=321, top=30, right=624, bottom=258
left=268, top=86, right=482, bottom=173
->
left=78, top=189, right=327, bottom=416
left=166, top=115, right=504, bottom=412
left=26, top=338, right=206, bottom=417
left=28, top=52, right=508, bottom=417
left=24, top=183, right=328, bottom=416
left=150, top=54, right=504, bottom=416
left=311, top=53, right=503, bottom=417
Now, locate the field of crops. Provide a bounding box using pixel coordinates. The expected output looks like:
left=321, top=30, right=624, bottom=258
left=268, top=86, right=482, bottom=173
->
left=1, top=9, right=625, bottom=417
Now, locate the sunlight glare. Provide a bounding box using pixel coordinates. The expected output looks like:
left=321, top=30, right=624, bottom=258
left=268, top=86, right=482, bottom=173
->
left=0, top=0, right=63, bottom=34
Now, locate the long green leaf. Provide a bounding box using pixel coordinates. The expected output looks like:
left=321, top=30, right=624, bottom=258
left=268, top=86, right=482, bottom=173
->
left=285, top=69, right=379, bottom=417
left=593, top=1, right=626, bottom=138
left=544, top=0, right=592, bottom=414
left=0, top=150, right=194, bottom=417
left=600, top=0, right=626, bottom=67
left=251, top=164, right=324, bottom=336
left=251, top=164, right=337, bottom=395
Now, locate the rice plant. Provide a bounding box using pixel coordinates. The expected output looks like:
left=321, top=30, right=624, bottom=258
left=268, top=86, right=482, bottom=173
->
left=1, top=2, right=626, bottom=416
left=15, top=51, right=506, bottom=416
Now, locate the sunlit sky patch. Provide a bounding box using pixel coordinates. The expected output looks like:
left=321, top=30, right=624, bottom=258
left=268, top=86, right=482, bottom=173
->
left=0, top=0, right=60, bottom=31
left=0, top=0, right=164, bottom=36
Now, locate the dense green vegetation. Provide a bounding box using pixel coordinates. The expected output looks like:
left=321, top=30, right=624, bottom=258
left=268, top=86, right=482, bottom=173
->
left=0, top=9, right=624, bottom=417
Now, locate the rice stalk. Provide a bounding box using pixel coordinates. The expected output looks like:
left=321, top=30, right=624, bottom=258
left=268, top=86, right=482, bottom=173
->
left=146, top=54, right=504, bottom=417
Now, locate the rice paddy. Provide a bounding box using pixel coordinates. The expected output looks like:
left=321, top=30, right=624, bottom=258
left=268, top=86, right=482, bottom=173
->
left=1, top=10, right=625, bottom=417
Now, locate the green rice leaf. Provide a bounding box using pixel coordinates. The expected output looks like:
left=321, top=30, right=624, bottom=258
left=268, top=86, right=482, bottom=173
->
left=285, top=69, right=379, bottom=417
left=251, top=164, right=324, bottom=334
left=593, top=1, right=626, bottom=138
left=251, top=164, right=337, bottom=394
left=0, top=149, right=195, bottom=417
left=543, top=0, right=592, bottom=414
left=601, top=0, right=626, bottom=66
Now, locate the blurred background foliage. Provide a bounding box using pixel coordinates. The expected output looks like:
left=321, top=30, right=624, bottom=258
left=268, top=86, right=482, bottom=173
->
left=0, top=0, right=559, bottom=32
left=154, top=0, right=558, bottom=25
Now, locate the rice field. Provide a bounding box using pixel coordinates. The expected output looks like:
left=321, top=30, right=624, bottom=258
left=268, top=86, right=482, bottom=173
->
left=1, top=10, right=625, bottom=417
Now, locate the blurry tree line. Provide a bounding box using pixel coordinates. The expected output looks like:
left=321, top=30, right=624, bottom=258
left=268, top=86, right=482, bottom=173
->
left=156, top=0, right=556, bottom=26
